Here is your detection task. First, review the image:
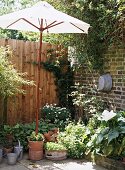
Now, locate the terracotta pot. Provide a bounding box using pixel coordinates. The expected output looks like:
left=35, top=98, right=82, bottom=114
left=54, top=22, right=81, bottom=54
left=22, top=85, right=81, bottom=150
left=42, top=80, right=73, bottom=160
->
left=43, top=133, right=51, bottom=142
left=48, top=131, right=54, bottom=136
left=28, top=141, right=44, bottom=161
left=52, top=128, right=59, bottom=134
left=6, top=134, right=14, bottom=144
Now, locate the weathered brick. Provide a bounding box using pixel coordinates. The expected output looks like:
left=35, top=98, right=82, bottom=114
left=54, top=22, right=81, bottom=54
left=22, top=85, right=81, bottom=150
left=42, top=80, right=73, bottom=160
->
left=121, top=96, right=125, bottom=99
left=114, top=91, right=122, bottom=95
left=114, top=99, right=122, bottom=103
left=116, top=66, right=124, bottom=70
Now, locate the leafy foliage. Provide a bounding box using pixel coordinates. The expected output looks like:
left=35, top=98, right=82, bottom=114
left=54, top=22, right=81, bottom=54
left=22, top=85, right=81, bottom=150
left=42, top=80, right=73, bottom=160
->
left=71, top=84, right=107, bottom=122
left=0, top=119, right=59, bottom=150
left=60, top=0, right=125, bottom=70
left=41, top=104, right=71, bottom=131
left=0, top=46, right=34, bottom=97
left=45, top=142, right=66, bottom=151
left=58, top=122, right=88, bottom=158
left=28, top=131, right=44, bottom=141
left=41, top=48, right=75, bottom=116
left=86, top=110, right=125, bottom=158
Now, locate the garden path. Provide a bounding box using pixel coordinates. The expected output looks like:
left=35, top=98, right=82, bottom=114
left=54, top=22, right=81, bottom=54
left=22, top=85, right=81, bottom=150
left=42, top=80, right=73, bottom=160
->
left=0, top=154, right=107, bottom=170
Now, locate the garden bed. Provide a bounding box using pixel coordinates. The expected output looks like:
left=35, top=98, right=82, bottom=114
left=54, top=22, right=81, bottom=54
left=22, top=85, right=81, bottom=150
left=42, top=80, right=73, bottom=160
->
left=85, top=153, right=125, bottom=170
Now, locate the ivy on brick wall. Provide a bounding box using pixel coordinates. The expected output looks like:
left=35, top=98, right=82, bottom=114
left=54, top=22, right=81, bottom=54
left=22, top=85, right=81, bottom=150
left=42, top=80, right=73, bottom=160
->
left=56, top=0, right=125, bottom=71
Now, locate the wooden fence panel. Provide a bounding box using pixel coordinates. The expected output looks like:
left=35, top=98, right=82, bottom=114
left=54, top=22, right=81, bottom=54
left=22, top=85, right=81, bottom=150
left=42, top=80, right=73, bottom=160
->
left=0, top=39, right=59, bottom=125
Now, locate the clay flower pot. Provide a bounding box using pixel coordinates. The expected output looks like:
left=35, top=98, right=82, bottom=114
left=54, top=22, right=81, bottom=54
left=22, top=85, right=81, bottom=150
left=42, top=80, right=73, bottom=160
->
left=28, top=141, right=44, bottom=161
left=52, top=128, right=59, bottom=134
left=43, top=133, right=51, bottom=142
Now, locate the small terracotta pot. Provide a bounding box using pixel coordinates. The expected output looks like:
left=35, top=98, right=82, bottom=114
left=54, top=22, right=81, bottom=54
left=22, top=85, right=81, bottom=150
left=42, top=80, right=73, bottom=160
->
left=44, top=133, right=51, bottom=142
left=48, top=131, right=54, bottom=136
left=52, top=128, right=59, bottom=134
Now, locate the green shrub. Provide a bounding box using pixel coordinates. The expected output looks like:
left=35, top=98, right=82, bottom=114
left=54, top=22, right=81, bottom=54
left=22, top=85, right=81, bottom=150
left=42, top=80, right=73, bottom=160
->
left=0, top=46, right=34, bottom=97
left=41, top=104, right=71, bottom=131
left=0, top=120, right=57, bottom=150
left=58, top=122, right=88, bottom=158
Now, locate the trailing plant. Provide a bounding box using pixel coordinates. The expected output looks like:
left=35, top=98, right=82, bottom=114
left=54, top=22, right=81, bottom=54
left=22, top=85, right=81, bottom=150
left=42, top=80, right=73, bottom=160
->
left=86, top=110, right=125, bottom=158
left=58, top=122, right=88, bottom=158
left=45, top=142, right=66, bottom=151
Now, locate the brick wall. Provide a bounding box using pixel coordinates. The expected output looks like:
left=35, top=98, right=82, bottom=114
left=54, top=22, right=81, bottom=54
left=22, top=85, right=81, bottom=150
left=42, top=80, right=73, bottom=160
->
left=75, top=46, right=125, bottom=112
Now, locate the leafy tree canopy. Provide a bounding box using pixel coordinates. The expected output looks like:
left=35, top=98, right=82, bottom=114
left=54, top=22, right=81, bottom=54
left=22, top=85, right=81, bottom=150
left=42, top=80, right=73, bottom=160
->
left=0, top=0, right=125, bottom=70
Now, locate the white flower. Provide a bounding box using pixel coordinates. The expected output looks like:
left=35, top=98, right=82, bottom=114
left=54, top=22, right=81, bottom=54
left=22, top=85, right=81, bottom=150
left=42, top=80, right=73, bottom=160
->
left=101, top=110, right=116, bottom=121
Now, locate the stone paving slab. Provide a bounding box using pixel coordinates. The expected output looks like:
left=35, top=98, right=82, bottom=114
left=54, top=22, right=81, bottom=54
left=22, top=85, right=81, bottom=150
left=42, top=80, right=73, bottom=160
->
left=0, top=154, right=108, bottom=170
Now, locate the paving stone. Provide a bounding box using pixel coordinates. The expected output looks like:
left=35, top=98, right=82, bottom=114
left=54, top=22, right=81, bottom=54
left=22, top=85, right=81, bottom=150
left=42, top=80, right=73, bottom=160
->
left=0, top=154, right=107, bottom=170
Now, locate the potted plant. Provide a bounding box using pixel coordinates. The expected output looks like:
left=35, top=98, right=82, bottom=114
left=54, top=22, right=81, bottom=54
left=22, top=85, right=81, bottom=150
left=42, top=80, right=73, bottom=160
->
left=45, top=142, right=67, bottom=160
left=4, top=125, right=14, bottom=144
left=28, top=131, right=44, bottom=161
left=3, top=141, right=13, bottom=155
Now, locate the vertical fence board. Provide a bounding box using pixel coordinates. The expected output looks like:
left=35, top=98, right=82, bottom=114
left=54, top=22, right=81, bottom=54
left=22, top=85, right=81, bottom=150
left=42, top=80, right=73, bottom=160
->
left=0, top=39, right=64, bottom=125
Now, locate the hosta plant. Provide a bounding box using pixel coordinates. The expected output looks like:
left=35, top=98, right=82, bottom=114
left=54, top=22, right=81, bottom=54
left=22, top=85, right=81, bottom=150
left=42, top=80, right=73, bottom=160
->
left=86, top=110, right=125, bottom=157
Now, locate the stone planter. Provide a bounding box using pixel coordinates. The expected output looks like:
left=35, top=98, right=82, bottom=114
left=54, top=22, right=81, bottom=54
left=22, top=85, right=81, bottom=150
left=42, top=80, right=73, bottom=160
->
left=85, top=153, right=125, bottom=170
left=45, top=150, right=67, bottom=161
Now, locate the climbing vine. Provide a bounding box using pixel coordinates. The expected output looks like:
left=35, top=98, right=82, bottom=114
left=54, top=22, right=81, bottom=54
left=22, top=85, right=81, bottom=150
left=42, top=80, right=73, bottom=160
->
left=51, top=0, right=125, bottom=71
left=41, top=48, right=75, bottom=117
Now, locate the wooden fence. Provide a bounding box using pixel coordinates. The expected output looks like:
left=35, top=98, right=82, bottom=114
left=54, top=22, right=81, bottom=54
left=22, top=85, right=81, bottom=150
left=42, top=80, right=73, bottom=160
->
left=0, top=38, right=61, bottom=125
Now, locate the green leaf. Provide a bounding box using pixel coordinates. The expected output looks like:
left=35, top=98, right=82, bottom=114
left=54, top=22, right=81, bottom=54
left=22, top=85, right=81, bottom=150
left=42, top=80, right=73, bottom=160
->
left=102, top=144, right=113, bottom=156
left=108, top=129, right=119, bottom=143
left=96, top=133, right=103, bottom=144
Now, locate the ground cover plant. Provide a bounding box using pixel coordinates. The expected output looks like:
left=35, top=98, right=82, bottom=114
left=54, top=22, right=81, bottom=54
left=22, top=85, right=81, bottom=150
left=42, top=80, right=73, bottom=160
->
left=0, top=120, right=58, bottom=150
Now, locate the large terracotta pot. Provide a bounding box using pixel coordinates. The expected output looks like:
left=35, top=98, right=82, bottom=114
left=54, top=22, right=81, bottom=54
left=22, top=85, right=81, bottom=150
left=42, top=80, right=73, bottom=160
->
left=28, top=141, right=44, bottom=161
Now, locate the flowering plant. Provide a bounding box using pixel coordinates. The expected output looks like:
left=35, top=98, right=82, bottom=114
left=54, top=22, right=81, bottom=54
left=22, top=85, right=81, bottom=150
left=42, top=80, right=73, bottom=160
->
left=100, top=110, right=116, bottom=121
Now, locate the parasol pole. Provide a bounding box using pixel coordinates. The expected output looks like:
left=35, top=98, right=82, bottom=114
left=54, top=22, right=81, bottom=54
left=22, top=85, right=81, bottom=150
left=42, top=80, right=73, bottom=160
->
left=35, top=19, right=43, bottom=135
